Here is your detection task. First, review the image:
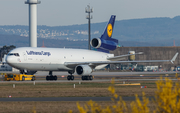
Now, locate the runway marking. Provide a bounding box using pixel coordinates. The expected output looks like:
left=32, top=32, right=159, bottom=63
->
left=115, top=83, right=141, bottom=85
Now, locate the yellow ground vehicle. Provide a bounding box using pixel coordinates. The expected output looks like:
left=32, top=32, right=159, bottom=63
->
left=4, top=74, right=36, bottom=81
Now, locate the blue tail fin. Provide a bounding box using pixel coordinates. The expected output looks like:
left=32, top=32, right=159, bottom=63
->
left=101, top=15, right=116, bottom=41
left=91, top=15, right=118, bottom=53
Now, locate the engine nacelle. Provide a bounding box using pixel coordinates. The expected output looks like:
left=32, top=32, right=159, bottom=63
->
left=76, top=65, right=92, bottom=75
left=90, top=38, right=118, bottom=51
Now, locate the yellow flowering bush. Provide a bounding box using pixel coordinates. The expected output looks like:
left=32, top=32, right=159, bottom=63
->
left=154, top=77, right=180, bottom=113
left=74, top=77, right=180, bottom=113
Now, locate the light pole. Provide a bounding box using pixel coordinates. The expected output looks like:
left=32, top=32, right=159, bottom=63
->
left=85, top=5, right=93, bottom=50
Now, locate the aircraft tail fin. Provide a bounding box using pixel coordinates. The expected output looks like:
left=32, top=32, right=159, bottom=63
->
left=91, top=15, right=118, bottom=53
left=101, top=15, right=116, bottom=41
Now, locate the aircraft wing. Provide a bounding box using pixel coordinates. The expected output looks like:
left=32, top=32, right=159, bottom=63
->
left=64, top=52, right=178, bottom=68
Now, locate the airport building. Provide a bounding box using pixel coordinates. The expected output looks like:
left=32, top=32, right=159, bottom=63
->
left=111, top=47, right=180, bottom=71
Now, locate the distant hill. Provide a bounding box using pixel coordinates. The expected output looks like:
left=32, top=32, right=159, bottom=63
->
left=1, top=16, right=180, bottom=47
left=0, top=34, right=173, bottom=48
left=0, top=34, right=88, bottom=48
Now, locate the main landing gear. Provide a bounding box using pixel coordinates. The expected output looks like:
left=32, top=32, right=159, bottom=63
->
left=67, top=71, right=74, bottom=80
left=46, top=71, right=57, bottom=81
left=66, top=70, right=93, bottom=81
left=81, top=75, right=93, bottom=80
left=67, top=75, right=74, bottom=80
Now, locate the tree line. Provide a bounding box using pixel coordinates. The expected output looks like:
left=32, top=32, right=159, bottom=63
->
left=0, top=45, right=16, bottom=61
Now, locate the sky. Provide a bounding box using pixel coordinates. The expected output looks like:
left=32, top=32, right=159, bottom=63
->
left=0, top=0, right=180, bottom=26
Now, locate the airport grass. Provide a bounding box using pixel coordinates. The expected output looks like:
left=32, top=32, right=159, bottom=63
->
left=0, top=79, right=178, bottom=112
left=0, top=80, right=170, bottom=98
left=0, top=101, right=156, bottom=113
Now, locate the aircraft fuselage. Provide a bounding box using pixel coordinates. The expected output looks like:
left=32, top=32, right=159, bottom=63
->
left=6, top=47, right=114, bottom=71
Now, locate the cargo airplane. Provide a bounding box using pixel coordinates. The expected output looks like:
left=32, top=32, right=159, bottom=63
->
left=6, top=15, right=178, bottom=81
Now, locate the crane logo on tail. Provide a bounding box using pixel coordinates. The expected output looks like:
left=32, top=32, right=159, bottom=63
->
left=107, top=23, right=113, bottom=37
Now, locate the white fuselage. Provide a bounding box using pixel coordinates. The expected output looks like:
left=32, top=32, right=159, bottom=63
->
left=6, top=47, right=114, bottom=72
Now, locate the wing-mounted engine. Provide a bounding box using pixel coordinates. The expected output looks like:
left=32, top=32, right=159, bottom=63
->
left=76, top=65, right=92, bottom=75
left=90, top=38, right=118, bottom=51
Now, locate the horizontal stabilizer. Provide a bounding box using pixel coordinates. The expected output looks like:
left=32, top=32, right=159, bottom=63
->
left=107, top=52, right=143, bottom=61
left=171, top=52, right=178, bottom=64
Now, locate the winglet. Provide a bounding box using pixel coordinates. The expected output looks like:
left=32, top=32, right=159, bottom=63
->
left=171, top=52, right=178, bottom=64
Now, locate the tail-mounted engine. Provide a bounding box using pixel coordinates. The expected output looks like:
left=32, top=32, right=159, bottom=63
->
left=90, top=38, right=118, bottom=51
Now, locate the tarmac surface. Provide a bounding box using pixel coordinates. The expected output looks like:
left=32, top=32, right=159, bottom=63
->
left=0, top=71, right=179, bottom=83
left=0, top=71, right=178, bottom=102
left=0, top=71, right=178, bottom=76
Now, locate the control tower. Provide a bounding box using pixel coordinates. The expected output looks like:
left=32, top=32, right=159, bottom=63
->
left=25, top=0, right=41, bottom=47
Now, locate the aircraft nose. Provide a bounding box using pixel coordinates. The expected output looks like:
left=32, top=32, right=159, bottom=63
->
left=6, top=55, right=12, bottom=64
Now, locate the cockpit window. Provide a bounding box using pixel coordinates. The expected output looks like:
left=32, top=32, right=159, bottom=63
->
left=8, top=53, right=20, bottom=57
left=14, top=53, right=19, bottom=56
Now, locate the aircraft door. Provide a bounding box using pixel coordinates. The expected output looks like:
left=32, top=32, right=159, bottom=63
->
left=23, top=52, right=27, bottom=61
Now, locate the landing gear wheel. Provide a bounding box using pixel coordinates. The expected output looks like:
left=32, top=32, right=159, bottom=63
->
left=67, top=76, right=71, bottom=80
left=81, top=76, right=84, bottom=80
left=46, top=76, right=49, bottom=81
left=46, top=75, right=57, bottom=81
left=54, top=75, right=57, bottom=81
left=46, top=71, right=58, bottom=81
left=81, top=75, right=93, bottom=81
left=85, top=76, right=88, bottom=80
left=82, top=76, right=88, bottom=80
left=67, top=75, right=74, bottom=81
left=89, top=75, right=93, bottom=80
left=71, top=76, right=74, bottom=80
